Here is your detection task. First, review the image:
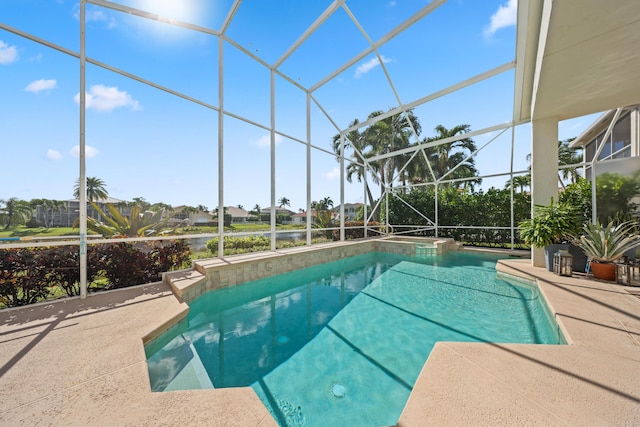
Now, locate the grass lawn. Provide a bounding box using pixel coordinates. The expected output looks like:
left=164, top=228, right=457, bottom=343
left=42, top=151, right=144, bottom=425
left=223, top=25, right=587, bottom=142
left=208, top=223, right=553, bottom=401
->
left=0, top=222, right=306, bottom=239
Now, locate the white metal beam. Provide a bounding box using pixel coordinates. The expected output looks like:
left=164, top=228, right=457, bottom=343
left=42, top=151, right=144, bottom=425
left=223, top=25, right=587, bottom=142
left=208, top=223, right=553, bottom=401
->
left=79, top=0, right=88, bottom=299
left=274, top=0, right=345, bottom=69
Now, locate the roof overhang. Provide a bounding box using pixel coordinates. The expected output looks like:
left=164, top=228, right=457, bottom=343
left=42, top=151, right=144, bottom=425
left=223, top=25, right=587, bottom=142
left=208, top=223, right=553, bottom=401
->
left=516, top=0, right=640, bottom=123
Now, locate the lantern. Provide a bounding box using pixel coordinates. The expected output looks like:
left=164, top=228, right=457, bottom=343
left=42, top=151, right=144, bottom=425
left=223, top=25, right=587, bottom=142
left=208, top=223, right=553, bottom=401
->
left=553, top=250, right=573, bottom=276
left=616, top=261, right=640, bottom=286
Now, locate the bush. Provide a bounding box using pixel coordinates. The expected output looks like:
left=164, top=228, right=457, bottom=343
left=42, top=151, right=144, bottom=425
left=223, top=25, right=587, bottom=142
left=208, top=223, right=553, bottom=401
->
left=0, top=248, right=50, bottom=307
left=0, top=240, right=191, bottom=307
left=206, top=235, right=271, bottom=256
left=385, top=187, right=531, bottom=247
left=95, top=240, right=191, bottom=289
left=332, top=222, right=382, bottom=240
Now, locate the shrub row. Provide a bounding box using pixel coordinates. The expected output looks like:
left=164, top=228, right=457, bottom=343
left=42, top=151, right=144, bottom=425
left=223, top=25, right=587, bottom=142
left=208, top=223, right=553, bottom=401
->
left=0, top=240, right=190, bottom=308
left=332, top=222, right=382, bottom=240
left=384, top=187, right=531, bottom=247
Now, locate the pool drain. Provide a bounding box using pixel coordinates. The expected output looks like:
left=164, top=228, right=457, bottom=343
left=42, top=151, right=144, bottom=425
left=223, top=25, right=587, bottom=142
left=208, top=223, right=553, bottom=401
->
left=277, top=335, right=289, bottom=344
left=331, top=382, right=346, bottom=398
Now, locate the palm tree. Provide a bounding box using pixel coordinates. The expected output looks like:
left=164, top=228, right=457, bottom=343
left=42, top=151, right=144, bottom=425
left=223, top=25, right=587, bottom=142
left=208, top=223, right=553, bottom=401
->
left=251, top=204, right=262, bottom=221
left=558, top=138, right=582, bottom=186
left=413, top=124, right=481, bottom=190
left=332, top=109, right=420, bottom=216
left=73, top=177, right=108, bottom=201
left=505, top=175, right=531, bottom=193
left=132, top=197, right=150, bottom=210
left=30, top=198, right=67, bottom=228
left=525, top=138, right=583, bottom=190
left=278, top=197, right=290, bottom=208
left=0, top=197, right=32, bottom=229
left=197, top=204, right=209, bottom=212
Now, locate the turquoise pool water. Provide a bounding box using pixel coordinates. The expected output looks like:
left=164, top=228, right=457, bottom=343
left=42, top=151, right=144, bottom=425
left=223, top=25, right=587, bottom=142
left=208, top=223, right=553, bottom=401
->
left=145, top=251, right=564, bottom=426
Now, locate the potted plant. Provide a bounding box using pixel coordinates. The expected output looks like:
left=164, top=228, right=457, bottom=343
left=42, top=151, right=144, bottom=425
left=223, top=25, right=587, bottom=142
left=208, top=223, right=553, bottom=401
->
left=519, top=199, right=582, bottom=271
left=571, top=220, right=640, bottom=281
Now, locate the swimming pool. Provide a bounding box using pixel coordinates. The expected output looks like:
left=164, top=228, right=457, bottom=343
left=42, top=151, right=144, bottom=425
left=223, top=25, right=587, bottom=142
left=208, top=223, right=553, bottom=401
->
left=146, top=251, right=564, bottom=426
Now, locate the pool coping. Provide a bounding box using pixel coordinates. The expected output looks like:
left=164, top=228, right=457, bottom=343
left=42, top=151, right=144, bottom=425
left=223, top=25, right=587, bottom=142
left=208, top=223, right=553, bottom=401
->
left=1, top=241, right=638, bottom=425
left=398, top=258, right=640, bottom=426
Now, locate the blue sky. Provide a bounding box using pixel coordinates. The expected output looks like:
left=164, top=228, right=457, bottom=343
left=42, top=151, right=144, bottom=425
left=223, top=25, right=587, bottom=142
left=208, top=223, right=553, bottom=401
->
left=0, top=0, right=594, bottom=212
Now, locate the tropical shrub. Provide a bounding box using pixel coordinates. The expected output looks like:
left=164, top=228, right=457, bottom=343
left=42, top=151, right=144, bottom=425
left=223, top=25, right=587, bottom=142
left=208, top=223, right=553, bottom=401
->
left=0, top=240, right=191, bottom=307
left=385, top=187, right=530, bottom=246
left=75, top=202, right=179, bottom=237
left=559, top=179, right=592, bottom=224
left=207, top=235, right=272, bottom=256
left=571, top=220, right=640, bottom=263
left=594, top=172, right=640, bottom=222
left=518, top=200, right=582, bottom=247
left=332, top=222, right=382, bottom=240
left=0, top=248, right=50, bottom=307
left=95, top=240, right=191, bottom=289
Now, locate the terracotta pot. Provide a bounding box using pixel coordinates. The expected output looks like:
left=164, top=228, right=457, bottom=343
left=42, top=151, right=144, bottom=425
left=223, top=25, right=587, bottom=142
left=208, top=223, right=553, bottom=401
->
left=590, top=262, right=616, bottom=281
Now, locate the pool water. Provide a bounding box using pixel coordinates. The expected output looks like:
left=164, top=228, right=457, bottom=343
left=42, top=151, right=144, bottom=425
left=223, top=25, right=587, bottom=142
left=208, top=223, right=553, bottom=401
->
left=145, top=251, right=563, bottom=426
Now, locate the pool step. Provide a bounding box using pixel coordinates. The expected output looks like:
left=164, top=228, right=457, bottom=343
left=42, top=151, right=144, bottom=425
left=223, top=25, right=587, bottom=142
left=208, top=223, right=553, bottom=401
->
left=415, top=244, right=437, bottom=257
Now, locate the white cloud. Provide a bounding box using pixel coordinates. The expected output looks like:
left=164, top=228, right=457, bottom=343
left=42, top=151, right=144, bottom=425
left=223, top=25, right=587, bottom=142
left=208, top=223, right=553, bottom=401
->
left=74, top=84, right=141, bottom=112
left=324, top=167, right=340, bottom=180
left=354, top=55, right=391, bottom=79
left=0, top=40, right=18, bottom=64
left=25, top=79, right=57, bottom=93
left=254, top=134, right=283, bottom=148
left=484, top=0, right=517, bottom=37
left=69, top=145, right=99, bottom=158
left=73, top=5, right=116, bottom=27
left=46, top=149, right=62, bottom=160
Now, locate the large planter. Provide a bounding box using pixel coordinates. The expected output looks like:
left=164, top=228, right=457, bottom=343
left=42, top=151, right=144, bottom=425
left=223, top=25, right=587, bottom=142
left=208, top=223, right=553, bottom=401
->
left=568, top=243, right=589, bottom=272
left=590, top=261, right=616, bottom=281
left=544, top=244, right=570, bottom=272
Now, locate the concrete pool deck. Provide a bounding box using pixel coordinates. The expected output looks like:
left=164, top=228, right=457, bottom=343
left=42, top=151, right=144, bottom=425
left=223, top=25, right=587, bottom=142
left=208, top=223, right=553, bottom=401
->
left=1, top=247, right=639, bottom=426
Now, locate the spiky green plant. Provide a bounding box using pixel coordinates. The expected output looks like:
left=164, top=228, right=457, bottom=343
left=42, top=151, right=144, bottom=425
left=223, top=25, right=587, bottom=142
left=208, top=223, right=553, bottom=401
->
left=572, top=220, right=640, bottom=263
left=74, top=202, right=178, bottom=237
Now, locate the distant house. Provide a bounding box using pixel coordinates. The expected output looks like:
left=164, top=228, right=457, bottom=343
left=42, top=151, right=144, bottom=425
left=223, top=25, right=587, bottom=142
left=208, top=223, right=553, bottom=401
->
left=260, top=206, right=296, bottom=216
left=291, top=211, right=317, bottom=224
left=225, top=206, right=252, bottom=223
left=334, top=203, right=363, bottom=221
left=171, top=206, right=215, bottom=226
left=32, top=197, right=128, bottom=228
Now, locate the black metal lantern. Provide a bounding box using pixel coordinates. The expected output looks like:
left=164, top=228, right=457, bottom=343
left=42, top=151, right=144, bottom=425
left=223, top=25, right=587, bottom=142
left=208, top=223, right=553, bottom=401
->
left=616, top=261, right=640, bottom=286
left=553, top=250, right=573, bottom=276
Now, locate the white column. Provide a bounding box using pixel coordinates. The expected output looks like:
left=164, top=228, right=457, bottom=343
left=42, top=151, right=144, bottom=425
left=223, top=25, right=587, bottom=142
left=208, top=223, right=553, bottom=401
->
left=530, top=116, right=558, bottom=267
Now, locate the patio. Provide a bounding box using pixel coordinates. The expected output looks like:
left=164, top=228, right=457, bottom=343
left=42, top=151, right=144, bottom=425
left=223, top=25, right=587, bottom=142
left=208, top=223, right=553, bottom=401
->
left=1, top=245, right=639, bottom=426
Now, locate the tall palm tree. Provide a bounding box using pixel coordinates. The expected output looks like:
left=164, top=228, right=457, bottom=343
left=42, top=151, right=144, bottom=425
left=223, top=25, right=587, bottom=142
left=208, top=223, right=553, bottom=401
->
left=132, top=197, right=150, bottom=210
left=525, top=138, right=583, bottom=190
left=505, top=175, right=531, bottom=193
left=73, top=176, right=108, bottom=201
left=1, top=197, right=32, bottom=229
left=413, top=124, right=481, bottom=190
left=332, top=109, right=420, bottom=215
left=251, top=204, right=262, bottom=221
left=278, top=197, right=290, bottom=208
left=558, top=137, right=582, bottom=186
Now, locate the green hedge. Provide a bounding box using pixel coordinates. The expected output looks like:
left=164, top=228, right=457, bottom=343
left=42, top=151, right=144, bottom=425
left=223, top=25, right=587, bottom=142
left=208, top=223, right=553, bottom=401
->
left=385, top=187, right=531, bottom=246
left=0, top=240, right=190, bottom=308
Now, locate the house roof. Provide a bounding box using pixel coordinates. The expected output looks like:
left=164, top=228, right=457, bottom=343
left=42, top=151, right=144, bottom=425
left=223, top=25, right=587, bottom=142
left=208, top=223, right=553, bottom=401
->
left=569, top=104, right=639, bottom=148
left=225, top=206, right=250, bottom=217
